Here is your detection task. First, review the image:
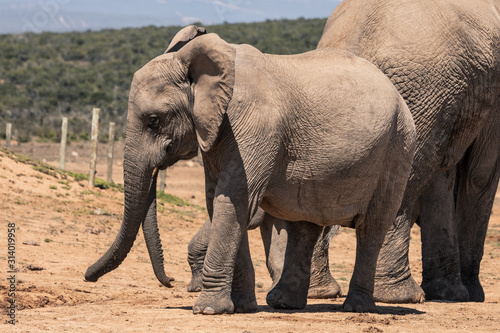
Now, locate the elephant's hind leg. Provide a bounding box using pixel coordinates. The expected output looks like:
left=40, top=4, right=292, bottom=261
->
left=373, top=208, right=425, bottom=303
left=358, top=156, right=422, bottom=310
left=266, top=221, right=322, bottom=310
left=260, top=214, right=288, bottom=289
left=456, top=118, right=500, bottom=302
left=345, top=210, right=393, bottom=313
left=261, top=216, right=342, bottom=299
left=308, top=225, right=342, bottom=299
left=187, top=218, right=211, bottom=292
left=231, top=229, right=258, bottom=312
left=419, top=169, right=469, bottom=301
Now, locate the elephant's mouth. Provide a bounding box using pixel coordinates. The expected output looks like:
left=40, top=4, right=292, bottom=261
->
left=158, top=139, right=177, bottom=169
left=159, top=139, right=199, bottom=169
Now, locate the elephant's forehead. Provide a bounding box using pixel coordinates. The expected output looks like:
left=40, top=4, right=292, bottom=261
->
left=131, top=85, right=173, bottom=107
left=129, top=55, right=186, bottom=111
left=132, top=65, right=162, bottom=90
left=133, top=58, right=182, bottom=93
left=129, top=79, right=183, bottom=113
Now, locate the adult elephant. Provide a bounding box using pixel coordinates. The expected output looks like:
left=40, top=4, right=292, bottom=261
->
left=84, top=27, right=416, bottom=314
left=316, top=0, right=500, bottom=302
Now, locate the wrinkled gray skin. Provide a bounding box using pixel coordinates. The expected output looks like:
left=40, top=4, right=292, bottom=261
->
left=85, top=27, right=416, bottom=314
left=315, top=0, right=500, bottom=303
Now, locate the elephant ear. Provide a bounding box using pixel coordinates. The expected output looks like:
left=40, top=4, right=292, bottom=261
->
left=165, top=25, right=207, bottom=53
left=176, top=33, right=236, bottom=152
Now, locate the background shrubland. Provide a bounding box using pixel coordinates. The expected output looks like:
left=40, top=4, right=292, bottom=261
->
left=0, top=18, right=327, bottom=143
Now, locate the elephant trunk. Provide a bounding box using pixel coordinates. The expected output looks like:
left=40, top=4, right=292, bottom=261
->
left=85, top=143, right=173, bottom=287
left=142, top=173, right=174, bottom=287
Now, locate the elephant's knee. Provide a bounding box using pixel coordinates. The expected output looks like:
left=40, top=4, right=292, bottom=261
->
left=469, top=170, right=491, bottom=192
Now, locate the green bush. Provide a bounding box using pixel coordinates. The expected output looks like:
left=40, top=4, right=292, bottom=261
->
left=156, top=191, right=190, bottom=206
left=0, top=18, right=327, bottom=141
left=17, top=131, right=32, bottom=143
left=67, top=171, right=88, bottom=182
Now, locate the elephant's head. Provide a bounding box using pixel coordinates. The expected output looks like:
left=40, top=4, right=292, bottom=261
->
left=84, top=27, right=236, bottom=287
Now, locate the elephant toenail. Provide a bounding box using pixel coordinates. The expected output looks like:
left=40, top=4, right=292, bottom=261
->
left=355, top=305, right=363, bottom=313
left=203, top=306, right=216, bottom=315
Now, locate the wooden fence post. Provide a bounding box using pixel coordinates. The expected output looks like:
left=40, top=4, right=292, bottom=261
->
left=60, top=117, right=68, bottom=170
left=159, top=169, right=166, bottom=192
left=5, top=123, right=12, bottom=149
left=107, top=122, right=115, bottom=183
left=88, top=108, right=100, bottom=188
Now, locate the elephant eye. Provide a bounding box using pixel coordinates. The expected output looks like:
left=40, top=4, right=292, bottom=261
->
left=148, top=116, right=160, bottom=129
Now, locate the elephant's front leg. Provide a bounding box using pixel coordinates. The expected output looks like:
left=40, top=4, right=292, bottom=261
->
left=266, top=221, right=323, bottom=310
left=193, top=195, right=250, bottom=315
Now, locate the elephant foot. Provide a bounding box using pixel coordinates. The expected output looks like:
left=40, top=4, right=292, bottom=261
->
left=463, top=280, right=484, bottom=302
left=187, top=273, right=202, bottom=292
left=307, top=275, right=342, bottom=299
left=232, top=289, right=258, bottom=313
left=374, top=275, right=425, bottom=303
left=193, top=291, right=234, bottom=315
left=421, top=277, right=469, bottom=301
left=233, top=297, right=258, bottom=313
left=266, top=284, right=308, bottom=310
left=343, top=290, right=377, bottom=313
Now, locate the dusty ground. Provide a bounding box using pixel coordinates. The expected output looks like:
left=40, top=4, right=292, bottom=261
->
left=1, top=141, right=499, bottom=332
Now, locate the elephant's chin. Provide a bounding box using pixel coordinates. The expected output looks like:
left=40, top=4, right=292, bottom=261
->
left=161, top=150, right=198, bottom=169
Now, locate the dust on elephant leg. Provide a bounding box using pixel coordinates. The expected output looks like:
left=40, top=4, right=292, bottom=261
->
left=188, top=208, right=266, bottom=294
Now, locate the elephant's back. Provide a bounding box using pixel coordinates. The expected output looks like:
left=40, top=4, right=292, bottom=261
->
left=318, top=0, right=500, bottom=183
left=317, top=0, right=500, bottom=110
left=319, top=0, right=500, bottom=52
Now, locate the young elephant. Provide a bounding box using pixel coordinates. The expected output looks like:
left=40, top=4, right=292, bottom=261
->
left=85, top=29, right=416, bottom=314
left=180, top=27, right=343, bottom=301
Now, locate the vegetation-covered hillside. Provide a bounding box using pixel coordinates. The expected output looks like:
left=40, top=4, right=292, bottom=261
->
left=0, top=18, right=327, bottom=142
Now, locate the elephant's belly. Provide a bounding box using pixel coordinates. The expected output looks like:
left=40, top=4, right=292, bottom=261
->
left=260, top=148, right=385, bottom=226
left=260, top=180, right=371, bottom=227
left=260, top=198, right=359, bottom=227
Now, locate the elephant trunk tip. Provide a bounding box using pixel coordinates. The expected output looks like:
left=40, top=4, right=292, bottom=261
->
left=84, top=277, right=97, bottom=283
left=159, top=275, right=175, bottom=288
left=84, top=265, right=102, bottom=283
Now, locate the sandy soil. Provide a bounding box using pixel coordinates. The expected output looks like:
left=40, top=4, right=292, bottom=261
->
left=1, top=141, right=499, bottom=332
